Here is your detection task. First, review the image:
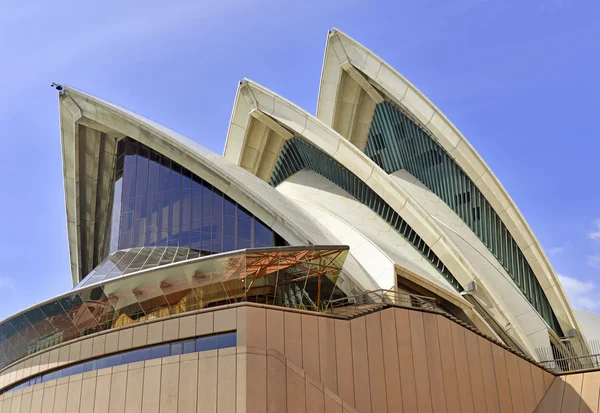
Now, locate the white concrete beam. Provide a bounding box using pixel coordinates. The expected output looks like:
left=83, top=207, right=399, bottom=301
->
left=341, top=61, right=384, bottom=104
left=249, top=109, right=293, bottom=141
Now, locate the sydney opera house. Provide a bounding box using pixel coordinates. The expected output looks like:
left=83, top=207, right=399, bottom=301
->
left=1, top=29, right=599, bottom=413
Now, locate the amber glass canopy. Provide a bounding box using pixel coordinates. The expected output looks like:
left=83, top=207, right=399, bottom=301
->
left=0, top=246, right=348, bottom=370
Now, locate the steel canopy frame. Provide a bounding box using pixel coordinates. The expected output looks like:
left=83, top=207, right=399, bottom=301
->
left=0, top=246, right=348, bottom=372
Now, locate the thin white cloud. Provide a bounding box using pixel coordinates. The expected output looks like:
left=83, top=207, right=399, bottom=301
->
left=549, top=242, right=571, bottom=255
left=588, top=219, right=600, bottom=240
left=588, top=255, right=600, bottom=269
left=559, top=275, right=600, bottom=311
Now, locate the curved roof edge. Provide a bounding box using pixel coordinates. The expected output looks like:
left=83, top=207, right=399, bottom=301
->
left=59, top=87, right=345, bottom=285
left=316, top=28, right=580, bottom=338
left=224, top=78, right=553, bottom=357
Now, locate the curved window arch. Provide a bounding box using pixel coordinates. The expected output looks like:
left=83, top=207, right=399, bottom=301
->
left=108, top=138, right=287, bottom=256
left=364, top=101, right=561, bottom=335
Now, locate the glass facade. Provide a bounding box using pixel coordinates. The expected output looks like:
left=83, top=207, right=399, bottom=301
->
left=0, top=246, right=347, bottom=370
left=2, top=332, right=236, bottom=395
left=364, top=100, right=562, bottom=335
left=109, top=138, right=286, bottom=256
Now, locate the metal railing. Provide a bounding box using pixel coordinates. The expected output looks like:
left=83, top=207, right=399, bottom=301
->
left=538, top=353, right=600, bottom=373
left=536, top=339, right=600, bottom=373
left=324, top=288, right=438, bottom=313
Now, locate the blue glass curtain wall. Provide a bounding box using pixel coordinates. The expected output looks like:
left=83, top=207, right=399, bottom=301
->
left=110, top=138, right=286, bottom=255
left=364, top=100, right=562, bottom=335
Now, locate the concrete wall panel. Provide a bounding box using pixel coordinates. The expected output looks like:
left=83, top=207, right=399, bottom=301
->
left=517, top=357, right=537, bottom=413
left=284, top=312, right=303, bottom=368
left=19, top=391, right=31, bottom=413
left=579, top=371, right=600, bottom=413
left=20, top=390, right=33, bottom=413
left=132, top=326, right=148, bottom=348
left=436, top=317, right=462, bottom=413
left=409, top=311, right=433, bottom=413
left=41, top=386, right=56, bottom=413
left=333, top=319, right=354, bottom=407
left=286, top=366, right=306, bottom=413
left=318, top=317, right=337, bottom=393
left=530, top=359, right=547, bottom=406
left=79, top=376, right=97, bottom=413
left=118, top=329, right=133, bottom=352
left=197, top=355, right=217, bottom=413
left=423, top=312, right=447, bottom=413
left=177, top=355, right=198, bottom=413
left=306, top=381, right=325, bottom=413
left=266, top=310, right=285, bottom=356
left=365, top=313, right=387, bottom=413
left=159, top=359, right=179, bottom=413
left=124, top=367, right=143, bottom=413
left=108, top=368, right=127, bottom=413
left=92, top=336, right=106, bottom=358
left=64, top=379, right=81, bottom=413
left=58, top=347, right=69, bottom=369
left=141, top=364, right=160, bottom=413
left=349, top=317, right=371, bottom=413
left=491, top=345, right=514, bottom=413
left=534, top=376, right=564, bottom=413
left=217, top=354, right=236, bottom=413
left=214, top=309, right=236, bottom=333
left=301, top=315, right=320, bottom=382
left=10, top=393, right=21, bottom=413
left=38, top=353, right=49, bottom=375
left=464, top=330, right=487, bottom=413
left=1, top=394, right=11, bottom=413
left=0, top=304, right=559, bottom=413
left=267, top=357, right=286, bottom=413
left=324, top=397, right=342, bottom=413
left=478, top=337, right=500, bottom=413
left=543, top=370, right=555, bottom=392
left=104, top=333, right=119, bottom=355
left=196, top=312, right=214, bottom=337
left=505, top=352, right=526, bottom=413
left=48, top=350, right=59, bottom=372
left=147, top=323, right=163, bottom=345
left=560, top=373, right=584, bottom=413
left=451, top=322, right=475, bottom=413
left=93, top=373, right=111, bottom=413
left=162, top=320, right=179, bottom=342
left=379, top=309, right=403, bottom=413
left=80, top=340, right=92, bottom=362
left=178, top=315, right=196, bottom=339
left=395, top=308, right=418, bottom=413
left=246, top=353, right=266, bottom=413
left=245, top=307, right=266, bottom=349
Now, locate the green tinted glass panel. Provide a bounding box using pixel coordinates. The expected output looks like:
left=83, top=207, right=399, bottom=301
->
left=364, top=100, right=561, bottom=335
left=270, top=137, right=462, bottom=293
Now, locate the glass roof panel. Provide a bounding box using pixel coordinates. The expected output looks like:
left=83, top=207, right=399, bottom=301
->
left=0, top=246, right=348, bottom=371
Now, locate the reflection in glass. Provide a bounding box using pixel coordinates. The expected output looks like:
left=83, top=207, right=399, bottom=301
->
left=108, top=138, right=286, bottom=256
left=0, top=246, right=347, bottom=371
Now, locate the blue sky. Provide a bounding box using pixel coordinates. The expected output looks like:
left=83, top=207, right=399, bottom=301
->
left=0, top=0, right=599, bottom=321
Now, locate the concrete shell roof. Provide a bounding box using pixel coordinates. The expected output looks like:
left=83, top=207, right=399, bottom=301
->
left=58, top=86, right=361, bottom=287
left=223, top=79, right=563, bottom=355
left=315, top=28, right=580, bottom=338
